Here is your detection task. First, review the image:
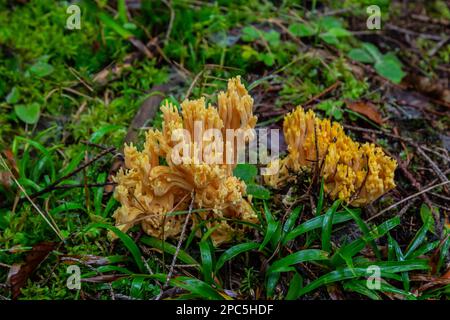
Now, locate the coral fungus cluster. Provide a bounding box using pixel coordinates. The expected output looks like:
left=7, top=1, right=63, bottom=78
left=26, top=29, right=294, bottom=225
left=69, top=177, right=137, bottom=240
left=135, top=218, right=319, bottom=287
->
left=112, top=77, right=258, bottom=245
left=113, top=77, right=397, bottom=245
left=265, top=106, right=397, bottom=206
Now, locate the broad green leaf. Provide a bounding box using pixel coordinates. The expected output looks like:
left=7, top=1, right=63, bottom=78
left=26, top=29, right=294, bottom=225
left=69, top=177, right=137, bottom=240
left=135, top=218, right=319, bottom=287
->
left=348, top=48, right=375, bottom=63
left=259, top=53, right=275, bottom=66
left=362, top=42, right=383, bottom=62
left=288, top=23, right=316, bottom=37
left=6, top=86, right=20, bottom=104
left=241, top=26, right=259, bottom=41
left=319, top=27, right=350, bottom=44
left=374, top=59, right=405, bottom=84
left=233, top=164, right=257, bottom=184
left=29, top=61, right=54, bottom=77
left=14, top=103, right=40, bottom=124
left=247, top=183, right=271, bottom=200
left=318, top=16, right=343, bottom=30
left=263, top=30, right=280, bottom=47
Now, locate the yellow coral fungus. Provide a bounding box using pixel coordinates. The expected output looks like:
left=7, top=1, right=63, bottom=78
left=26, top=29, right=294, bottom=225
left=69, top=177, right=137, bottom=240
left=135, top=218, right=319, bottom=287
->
left=112, top=76, right=258, bottom=245
left=265, top=106, right=396, bottom=206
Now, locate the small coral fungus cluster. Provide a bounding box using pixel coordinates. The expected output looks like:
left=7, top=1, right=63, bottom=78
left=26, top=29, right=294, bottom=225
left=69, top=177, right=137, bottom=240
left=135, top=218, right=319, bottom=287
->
left=112, top=77, right=258, bottom=245
left=112, top=77, right=397, bottom=245
left=265, top=107, right=397, bottom=206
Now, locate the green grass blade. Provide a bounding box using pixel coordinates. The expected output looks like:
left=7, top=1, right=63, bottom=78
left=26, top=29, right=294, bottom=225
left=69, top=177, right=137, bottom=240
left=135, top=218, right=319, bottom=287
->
left=215, top=242, right=259, bottom=273
left=331, top=216, right=401, bottom=266
left=283, top=211, right=352, bottom=244
left=117, top=0, right=128, bottom=24
left=389, top=233, right=410, bottom=291
left=15, top=136, right=56, bottom=180
left=98, top=12, right=134, bottom=39
left=344, top=206, right=381, bottom=259
left=283, top=205, right=302, bottom=236
left=408, top=240, right=439, bottom=259
left=343, top=280, right=381, bottom=300
left=151, top=274, right=224, bottom=300
left=404, top=214, right=432, bottom=259
left=268, top=249, right=329, bottom=273
left=298, top=260, right=428, bottom=297
left=437, top=234, right=450, bottom=273
left=140, top=236, right=200, bottom=267
left=89, top=125, right=123, bottom=144
left=285, top=271, right=303, bottom=300
left=321, top=200, right=341, bottom=253
left=259, top=201, right=279, bottom=251
left=199, top=240, right=214, bottom=284
left=88, top=223, right=145, bottom=273
left=266, top=271, right=281, bottom=298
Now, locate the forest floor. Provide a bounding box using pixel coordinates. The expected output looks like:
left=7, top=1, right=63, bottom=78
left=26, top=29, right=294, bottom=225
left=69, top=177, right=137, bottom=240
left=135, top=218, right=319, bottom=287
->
left=0, top=0, right=449, bottom=300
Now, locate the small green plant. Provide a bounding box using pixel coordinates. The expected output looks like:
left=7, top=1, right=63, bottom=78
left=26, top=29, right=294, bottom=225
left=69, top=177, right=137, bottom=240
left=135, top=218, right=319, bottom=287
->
left=317, top=99, right=344, bottom=120
left=288, top=16, right=351, bottom=47
left=241, top=26, right=281, bottom=66
left=348, top=42, right=405, bottom=83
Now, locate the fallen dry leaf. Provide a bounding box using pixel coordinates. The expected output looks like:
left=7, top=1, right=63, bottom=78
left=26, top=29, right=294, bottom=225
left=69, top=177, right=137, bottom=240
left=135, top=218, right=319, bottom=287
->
left=442, top=269, right=450, bottom=279
left=0, top=150, right=18, bottom=189
left=60, top=254, right=113, bottom=266
left=81, top=274, right=126, bottom=283
left=7, top=242, right=56, bottom=299
left=346, top=101, right=384, bottom=125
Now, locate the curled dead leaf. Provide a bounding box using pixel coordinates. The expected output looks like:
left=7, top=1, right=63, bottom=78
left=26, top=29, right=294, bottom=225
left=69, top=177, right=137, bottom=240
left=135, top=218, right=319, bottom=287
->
left=7, top=242, right=56, bottom=299
left=346, top=101, right=384, bottom=125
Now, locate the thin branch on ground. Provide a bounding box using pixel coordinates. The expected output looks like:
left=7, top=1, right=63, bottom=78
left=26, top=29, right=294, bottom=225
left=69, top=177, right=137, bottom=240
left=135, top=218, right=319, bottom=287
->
left=367, top=180, right=450, bottom=222
left=163, top=191, right=195, bottom=288
left=28, top=147, right=115, bottom=200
